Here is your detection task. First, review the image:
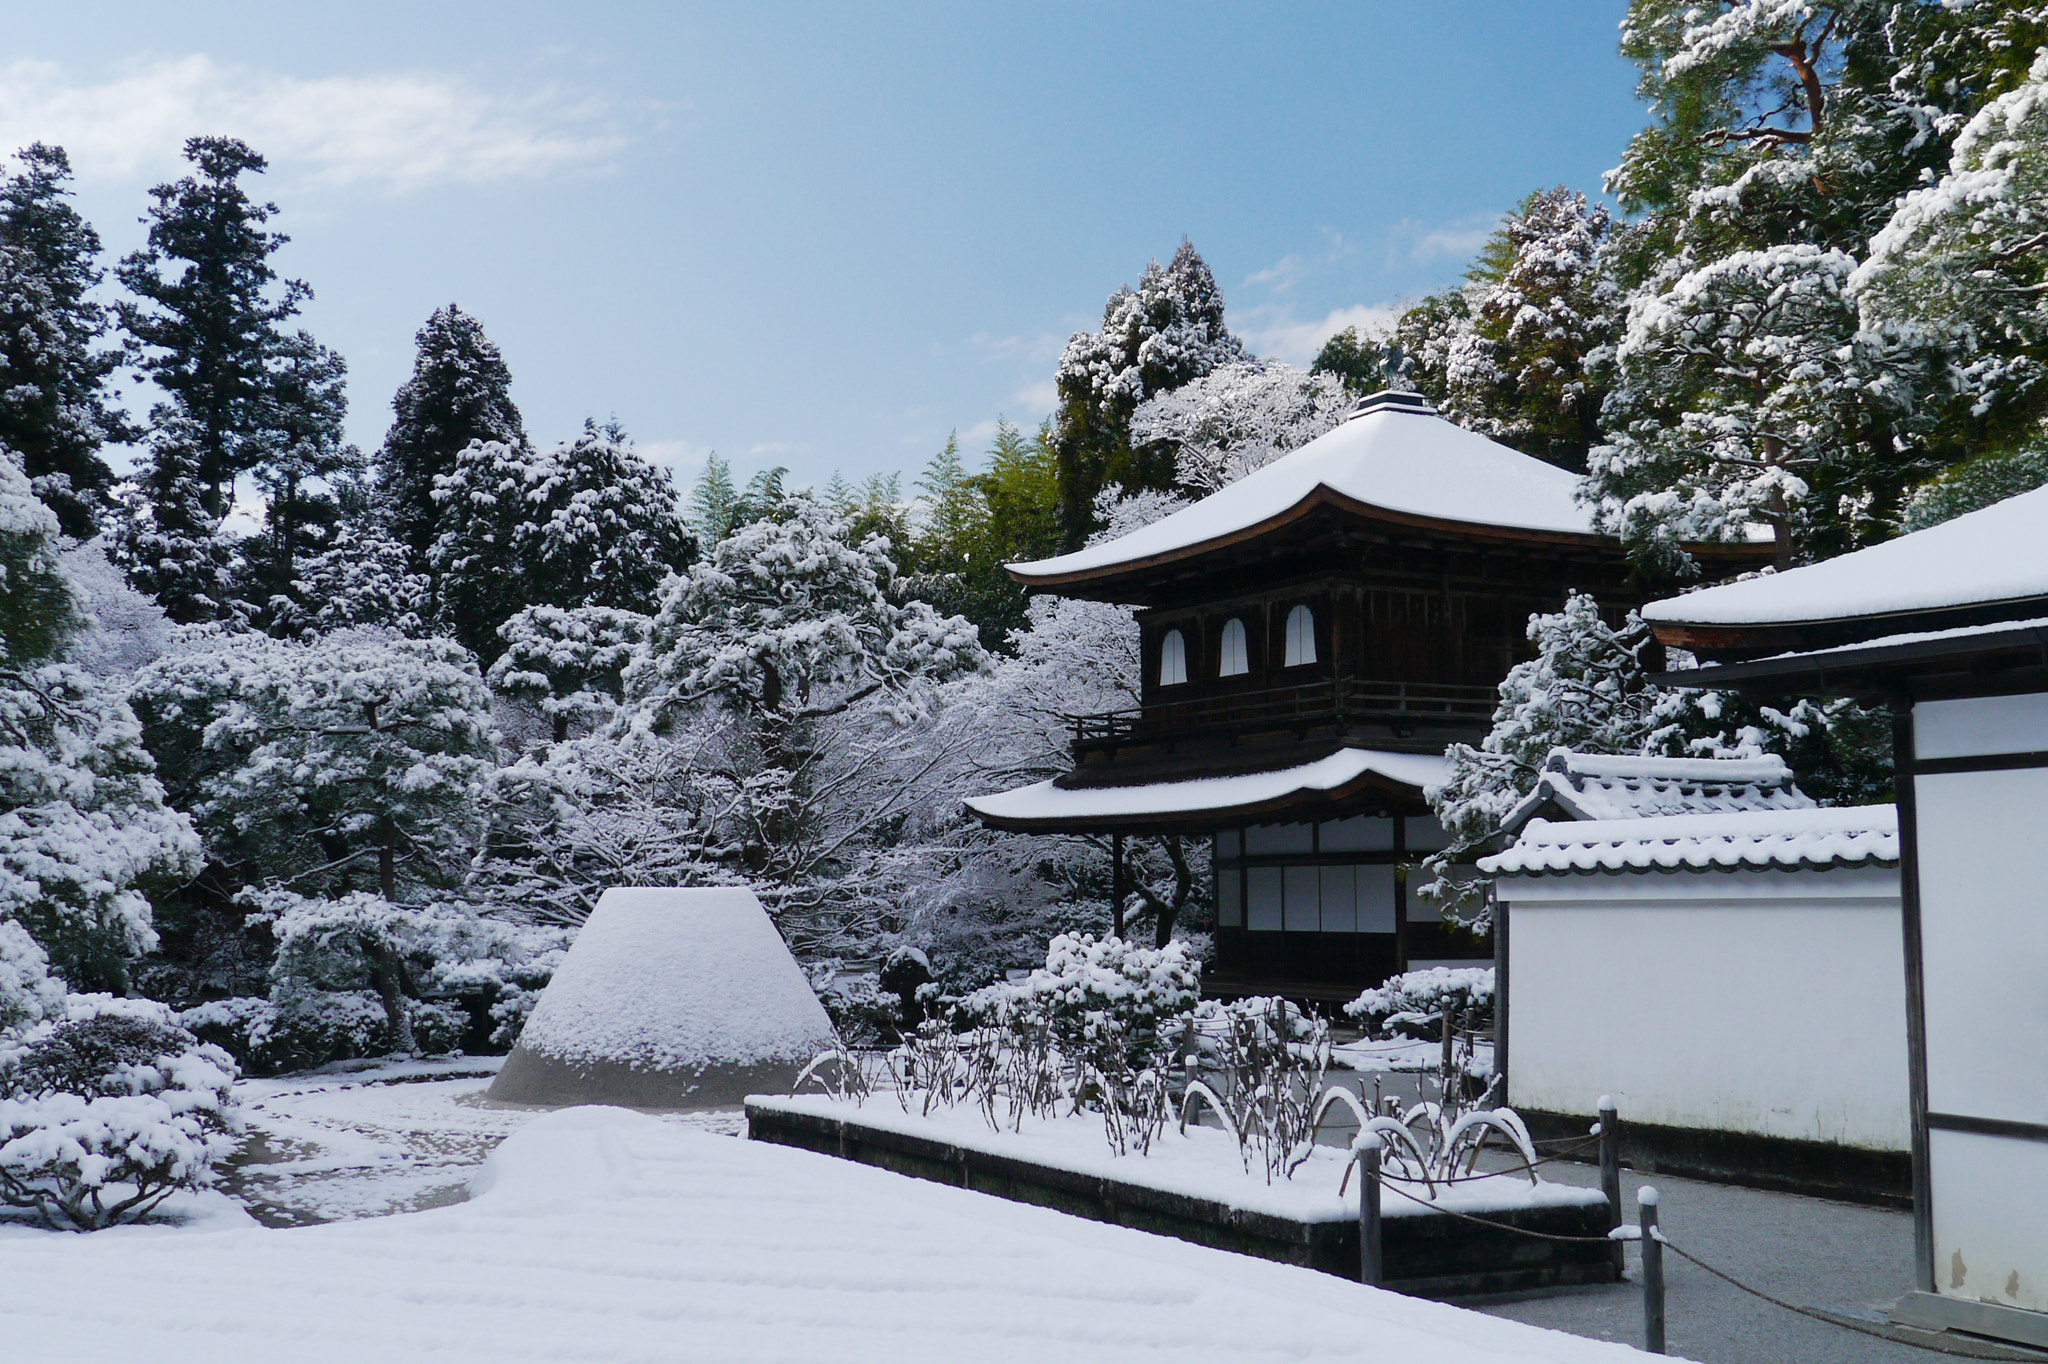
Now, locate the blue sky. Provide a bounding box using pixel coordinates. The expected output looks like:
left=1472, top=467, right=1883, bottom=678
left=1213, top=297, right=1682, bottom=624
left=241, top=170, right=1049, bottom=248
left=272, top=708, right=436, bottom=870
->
left=5, top=2, right=1649, bottom=493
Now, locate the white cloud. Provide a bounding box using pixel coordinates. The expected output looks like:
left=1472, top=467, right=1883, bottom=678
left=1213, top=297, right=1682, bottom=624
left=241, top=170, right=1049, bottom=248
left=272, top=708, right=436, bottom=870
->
left=0, top=55, right=635, bottom=191
left=1240, top=303, right=1400, bottom=368
left=1009, top=378, right=1058, bottom=416
left=1403, top=213, right=1499, bottom=264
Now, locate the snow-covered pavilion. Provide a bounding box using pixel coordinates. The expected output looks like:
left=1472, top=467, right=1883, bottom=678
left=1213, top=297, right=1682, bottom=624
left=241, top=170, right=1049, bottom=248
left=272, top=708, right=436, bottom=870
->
left=1641, top=484, right=2048, bottom=1350
left=966, top=391, right=1766, bottom=998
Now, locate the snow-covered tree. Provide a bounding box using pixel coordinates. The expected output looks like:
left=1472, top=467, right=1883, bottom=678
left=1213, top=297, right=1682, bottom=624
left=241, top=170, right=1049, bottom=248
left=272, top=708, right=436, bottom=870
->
left=111, top=417, right=235, bottom=625
left=1052, top=241, right=1245, bottom=546
left=1130, top=360, right=1351, bottom=494
left=0, top=996, right=240, bottom=1230
left=1442, top=188, right=1622, bottom=471
left=0, top=144, right=128, bottom=539
left=287, top=521, right=431, bottom=639
left=129, top=631, right=494, bottom=907
left=56, top=539, right=172, bottom=681
left=1425, top=590, right=1889, bottom=919
left=520, top=420, right=695, bottom=615
left=0, top=461, right=200, bottom=990
left=1852, top=52, right=2048, bottom=447
left=1585, top=243, right=1920, bottom=569
left=487, top=604, right=649, bottom=744
left=1900, top=427, right=2048, bottom=533
left=428, top=437, right=551, bottom=658
left=376, top=304, right=525, bottom=564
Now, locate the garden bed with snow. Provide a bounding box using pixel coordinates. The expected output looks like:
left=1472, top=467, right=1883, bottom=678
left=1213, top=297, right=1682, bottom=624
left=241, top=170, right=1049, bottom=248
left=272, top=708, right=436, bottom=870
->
left=747, top=1094, right=1615, bottom=1298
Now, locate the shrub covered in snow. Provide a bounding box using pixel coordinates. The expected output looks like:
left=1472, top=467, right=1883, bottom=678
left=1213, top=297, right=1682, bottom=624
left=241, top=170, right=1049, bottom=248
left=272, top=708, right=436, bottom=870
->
left=1346, top=967, right=1496, bottom=1040
left=966, top=932, right=1199, bottom=1069
left=0, top=995, right=240, bottom=1229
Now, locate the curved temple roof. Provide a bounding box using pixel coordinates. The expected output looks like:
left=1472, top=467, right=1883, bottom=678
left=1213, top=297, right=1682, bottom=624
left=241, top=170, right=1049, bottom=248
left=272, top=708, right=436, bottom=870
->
left=1009, top=393, right=1605, bottom=588
left=964, top=747, right=1448, bottom=834
left=1645, top=484, right=2048, bottom=635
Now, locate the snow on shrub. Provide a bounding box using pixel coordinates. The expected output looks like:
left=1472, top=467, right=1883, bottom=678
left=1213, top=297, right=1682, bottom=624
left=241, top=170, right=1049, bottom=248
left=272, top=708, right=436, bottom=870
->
left=967, top=932, right=1199, bottom=1062
left=0, top=921, right=64, bottom=1031
left=0, top=995, right=240, bottom=1230
left=1346, top=967, right=1496, bottom=1040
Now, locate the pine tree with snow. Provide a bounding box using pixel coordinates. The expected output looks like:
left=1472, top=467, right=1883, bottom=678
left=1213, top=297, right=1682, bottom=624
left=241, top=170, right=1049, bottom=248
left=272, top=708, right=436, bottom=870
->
left=521, top=419, right=695, bottom=616
left=0, top=144, right=129, bottom=539
left=116, top=138, right=309, bottom=532
left=1310, top=326, right=1411, bottom=396
left=1852, top=50, right=2048, bottom=454
left=1442, top=188, right=1622, bottom=472
left=1051, top=241, right=1245, bottom=547
left=239, top=331, right=359, bottom=630
left=488, top=604, right=650, bottom=744
left=112, top=416, right=234, bottom=625
left=0, top=459, right=201, bottom=990
left=375, top=304, right=525, bottom=564
left=427, top=437, right=551, bottom=659
left=128, top=632, right=495, bottom=914
left=288, top=520, right=431, bottom=639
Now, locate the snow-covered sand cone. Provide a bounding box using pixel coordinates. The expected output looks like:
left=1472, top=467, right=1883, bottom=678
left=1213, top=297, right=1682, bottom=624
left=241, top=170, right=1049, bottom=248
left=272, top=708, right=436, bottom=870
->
left=488, top=887, right=837, bottom=1110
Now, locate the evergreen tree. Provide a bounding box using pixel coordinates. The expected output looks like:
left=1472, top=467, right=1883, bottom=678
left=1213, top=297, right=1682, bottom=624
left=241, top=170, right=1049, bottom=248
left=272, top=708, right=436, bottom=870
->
left=522, top=419, right=696, bottom=616
left=1051, top=241, right=1244, bottom=547
left=375, top=304, right=524, bottom=563
left=241, top=332, right=357, bottom=630
left=1310, top=326, right=1410, bottom=395
left=116, top=137, right=307, bottom=525
left=116, top=416, right=233, bottom=625
left=427, top=438, right=550, bottom=659
left=1441, top=188, right=1621, bottom=472
left=0, top=145, right=128, bottom=538
left=688, top=452, right=741, bottom=543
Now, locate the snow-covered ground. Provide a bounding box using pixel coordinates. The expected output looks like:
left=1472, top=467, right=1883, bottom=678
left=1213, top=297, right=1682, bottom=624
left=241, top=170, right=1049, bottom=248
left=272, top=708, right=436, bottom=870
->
left=223, top=1055, right=741, bottom=1226
left=0, top=1101, right=1649, bottom=1363
left=1333, top=1036, right=1495, bottom=1078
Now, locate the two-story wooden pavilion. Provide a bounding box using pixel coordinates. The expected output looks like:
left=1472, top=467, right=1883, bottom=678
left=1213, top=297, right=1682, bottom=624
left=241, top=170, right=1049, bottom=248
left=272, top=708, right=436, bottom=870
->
left=965, top=390, right=1767, bottom=999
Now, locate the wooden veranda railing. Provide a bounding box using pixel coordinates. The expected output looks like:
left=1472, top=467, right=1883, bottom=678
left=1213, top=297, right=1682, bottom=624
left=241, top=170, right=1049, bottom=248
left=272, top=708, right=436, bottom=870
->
left=1069, top=677, right=1498, bottom=753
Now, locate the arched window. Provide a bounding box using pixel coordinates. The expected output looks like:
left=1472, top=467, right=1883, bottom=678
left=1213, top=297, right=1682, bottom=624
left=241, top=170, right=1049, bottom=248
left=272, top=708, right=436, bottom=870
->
left=1158, top=628, right=1188, bottom=686
left=1284, top=604, right=1317, bottom=666
left=1218, top=617, right=1249, bottom=677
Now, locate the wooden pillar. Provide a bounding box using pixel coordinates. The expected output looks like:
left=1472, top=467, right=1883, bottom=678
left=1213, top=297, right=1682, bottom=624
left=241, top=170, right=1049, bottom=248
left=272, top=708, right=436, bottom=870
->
left=1111, top=832, right=1126, bottom=940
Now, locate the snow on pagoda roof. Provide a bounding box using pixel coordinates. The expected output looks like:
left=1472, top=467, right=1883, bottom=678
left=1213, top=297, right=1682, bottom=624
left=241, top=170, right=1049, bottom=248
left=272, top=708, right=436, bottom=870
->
left=1644, top=484, right=2048, bottom=629
left=1009, top=393, right=1601, bottom=585
left=1499, top=748, right=1813, bottom=832
left=964, top=747, right=1447, bottom=829
left=1481, top=805, right=1898, bottom=877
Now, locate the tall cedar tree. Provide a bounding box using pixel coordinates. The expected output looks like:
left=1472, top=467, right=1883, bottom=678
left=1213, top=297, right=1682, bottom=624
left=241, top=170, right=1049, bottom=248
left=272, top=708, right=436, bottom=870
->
left=242, top=332, right=355, bottom=629
left=376, top=304, right=525, bottom=564
left=1051, top=241, right=1243, bottom=548
left=0, top=144, right=129, bottom=538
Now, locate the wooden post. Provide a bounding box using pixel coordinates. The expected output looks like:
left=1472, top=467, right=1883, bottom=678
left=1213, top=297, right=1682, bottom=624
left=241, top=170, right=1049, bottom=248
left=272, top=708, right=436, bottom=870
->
left=1357, top=1134, right=1383, bottom=1287
left=1599, top=1095, right=1623, bottom=1278
left=1110, top=832, right=1126, bottom=939
left=1640, top=1186, right=1665, bottom=1355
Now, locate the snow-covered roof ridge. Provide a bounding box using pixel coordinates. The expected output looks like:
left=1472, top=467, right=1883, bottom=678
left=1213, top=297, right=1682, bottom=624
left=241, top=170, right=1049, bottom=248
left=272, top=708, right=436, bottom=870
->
left=1500, top=747, right=1813, bottom=831
left=1008, top=404, right=1603, bottom=583
left=1482, top=804, right=1898, bottom=876
left=964, top=747, right=1448, bottom=828
left=1644, top=483, right=2048, bottom=628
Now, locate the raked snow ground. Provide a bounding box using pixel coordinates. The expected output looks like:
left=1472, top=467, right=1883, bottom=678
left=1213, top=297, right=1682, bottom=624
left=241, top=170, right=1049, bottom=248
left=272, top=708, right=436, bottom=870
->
left=0, top=1082, right=1652, bottom=1363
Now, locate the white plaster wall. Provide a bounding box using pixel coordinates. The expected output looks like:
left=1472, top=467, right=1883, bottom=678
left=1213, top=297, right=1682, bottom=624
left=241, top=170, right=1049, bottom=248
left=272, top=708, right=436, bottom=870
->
left=1930, top=1128, right=2048, bottom=1311
left=1502, top=867, right=1909, bottom=1150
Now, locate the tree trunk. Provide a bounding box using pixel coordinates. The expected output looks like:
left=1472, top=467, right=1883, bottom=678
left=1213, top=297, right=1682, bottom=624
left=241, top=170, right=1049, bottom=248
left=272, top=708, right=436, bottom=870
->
left=370, top=939, right=417, bottom=1054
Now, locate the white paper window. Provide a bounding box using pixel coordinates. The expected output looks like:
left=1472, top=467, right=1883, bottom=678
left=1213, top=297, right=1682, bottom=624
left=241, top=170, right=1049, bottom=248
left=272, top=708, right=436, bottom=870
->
left=1158, top=628, right=1188, bottom=686
left=1218, top=618, right=1249, bottom=676
left=1319, top=866, right=1359, bottom=932
left=1247, top=868, right=1283, bottom=931
left=1284, top=866, right=1321, bottom=932
left=1284, top=604, right=1316, bottom=666
left=1216, top=869, right=1243, bottom=927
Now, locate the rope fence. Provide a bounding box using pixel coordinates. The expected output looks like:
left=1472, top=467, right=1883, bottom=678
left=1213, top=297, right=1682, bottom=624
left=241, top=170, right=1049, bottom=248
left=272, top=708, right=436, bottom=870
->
left=1349, top=1097, right=2019, bottom=1358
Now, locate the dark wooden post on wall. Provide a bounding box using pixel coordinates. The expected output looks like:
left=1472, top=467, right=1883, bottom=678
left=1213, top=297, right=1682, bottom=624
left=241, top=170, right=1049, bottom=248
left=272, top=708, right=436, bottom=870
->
left=1111, top=832, right=1126, bottom=939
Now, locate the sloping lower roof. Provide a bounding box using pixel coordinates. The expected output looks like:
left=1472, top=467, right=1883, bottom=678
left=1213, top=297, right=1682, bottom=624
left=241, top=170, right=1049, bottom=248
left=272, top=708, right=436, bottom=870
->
left=964, top=747, right=1448, bottom=834
left=1481, top=806, right=1898, bottom=877
left=1644, top=484, right=2048, bottom=638
left=1008, top=394, right=1606, bottom=588
left=1499, top=748, right=1813, bottom=833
